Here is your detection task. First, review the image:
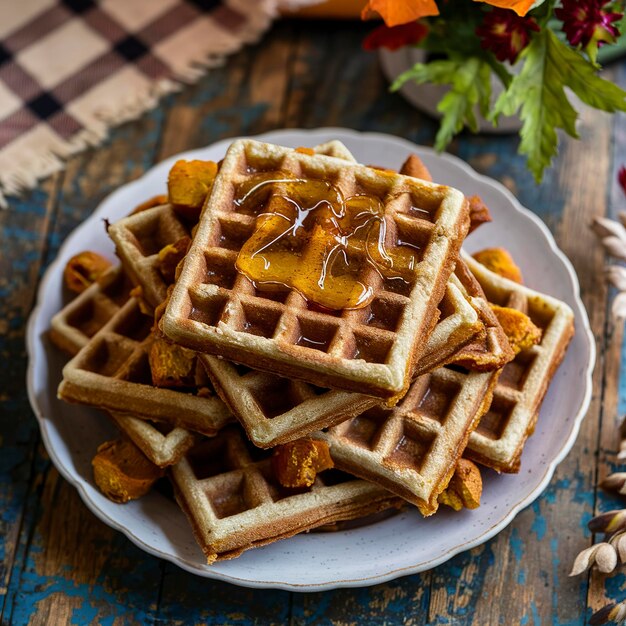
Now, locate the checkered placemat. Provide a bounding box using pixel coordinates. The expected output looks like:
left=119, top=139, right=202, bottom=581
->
left=0, top=0, right=321, bottom=207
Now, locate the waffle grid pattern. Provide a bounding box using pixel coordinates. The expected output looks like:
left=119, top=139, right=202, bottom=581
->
left=110, top=204, right=191, bottom=309
left=50, top=265, right=132, bottom=355
left=202, top=279, right=481, bottom=447
left=315, top=365, right=497, bottom=515
left=58, top=298, right=232, bottom=436
left=463, top=253, right=575, bottom=472
left=163, top=139, right=469, bottom=397
left=170, top=427, right=403, bottom=563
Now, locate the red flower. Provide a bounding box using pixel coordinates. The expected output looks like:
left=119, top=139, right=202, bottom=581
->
left=363, top=21, right=429, bottom=51
left=618, top=165, right=626, bottom=197
left=555, top=0, right=622, bottom=49
left=475, top=8, right=540, bottom=63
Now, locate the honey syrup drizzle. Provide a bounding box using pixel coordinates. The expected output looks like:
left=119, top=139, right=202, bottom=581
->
left=234, top=172, right=420, bottom=310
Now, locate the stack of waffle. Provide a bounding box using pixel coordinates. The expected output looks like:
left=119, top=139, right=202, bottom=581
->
left=52, top=139, right=575, bottom=563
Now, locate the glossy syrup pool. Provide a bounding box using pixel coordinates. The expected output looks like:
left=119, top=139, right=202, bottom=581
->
left=234, top=172, right=420, bottom=310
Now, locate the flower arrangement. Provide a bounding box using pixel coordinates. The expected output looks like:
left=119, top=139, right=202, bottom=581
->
left=361, top=0, right=626, bottom=182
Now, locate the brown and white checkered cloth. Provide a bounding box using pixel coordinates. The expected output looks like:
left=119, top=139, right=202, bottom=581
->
left=0, top=0, right=321, bottom=207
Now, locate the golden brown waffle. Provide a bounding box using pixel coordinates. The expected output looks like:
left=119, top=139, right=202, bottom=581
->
left=201, top=278, right=481, bottom=448
left=449, top=259, right=515, bottom=371
left=110, top=203, right=192, bottom=309
left=463, top=253, right=575, bottom=472
left=50, top=265, right=133, bottom=355
left=313, top=364, right=499, bottom=515
left=162, top=139, right=469, bottom=399
left=50, top=266, right=199, bottom=467
left=169, top=426, right=404, bottom=563
left=106, top=203, right=482, bottom=446
left=58, top=297, right=233, bottom=436
left=108, top=412, right=197, bottom=468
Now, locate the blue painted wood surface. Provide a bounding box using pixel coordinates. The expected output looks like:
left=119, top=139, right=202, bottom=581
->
left=0, top=19, right=624, bottom=625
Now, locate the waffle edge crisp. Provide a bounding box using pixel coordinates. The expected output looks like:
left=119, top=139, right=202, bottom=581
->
left=463, top=252, right=575, bottom=472
left=161, top=139, right=470, bottom=399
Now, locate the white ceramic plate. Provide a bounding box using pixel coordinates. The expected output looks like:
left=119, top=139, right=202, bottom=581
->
left=27, top=128, right=594, bottom=591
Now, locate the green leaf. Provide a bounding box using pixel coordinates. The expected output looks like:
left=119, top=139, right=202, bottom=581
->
left=485, top=56, right=513, bottom=89
left=391, top=61, right=461, bottom=92
left=555, top=35, right=626, bottom=113
left=475, top=61, right=492, bottom=119
left=492, top=30, right=576, bottom=182
left=493, top=29, right=626, bottom=182
left=392, top=57, right=493, bottom=152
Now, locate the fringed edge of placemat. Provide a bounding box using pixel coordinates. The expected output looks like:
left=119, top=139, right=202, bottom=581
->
left=0, top=0, right=284, bottom=209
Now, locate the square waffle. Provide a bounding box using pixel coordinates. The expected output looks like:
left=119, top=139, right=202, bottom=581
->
left=169, top=426, right=404, bottom=563
left=462, top=253, right=575, bottom=472
left=161, top=139, right=470, bottom=399
left=50, top=265, right=198, bottom=467
left=313, top=364, right=499, bottom=515
left=50, top=265, right=133, bottom=355
left=58, top=297, right=233, bottom=436
left=108, top=201, right=483, bottom=445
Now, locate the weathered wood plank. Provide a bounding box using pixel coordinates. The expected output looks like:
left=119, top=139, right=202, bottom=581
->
left=284, top=20, right=438, bottom=146
left=155, top=572, right=291, bottom=626
left=157, top=22, right=292, bottom=160
left=6, top=463, right=158, bottom=626
left=0, top=176, right=62, bottom=624
left=587, top=63, right=626, bottom=618
left=2, top=108, right=168, bottom=626
left=155, top=50, right=252, bottom=158
left=295, top=578, right=430, bottom=626
left=244, top=24, right=293, bottom=134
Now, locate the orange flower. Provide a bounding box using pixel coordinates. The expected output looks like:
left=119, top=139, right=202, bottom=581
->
left=361, top=0, right=538, bottom=26
left=473, top=0, right=537, bottom=17
left=361, top=0, right=439, bottom=26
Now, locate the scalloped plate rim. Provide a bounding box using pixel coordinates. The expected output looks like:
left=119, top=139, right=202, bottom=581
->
left=26, top=127, right=594, bottom=590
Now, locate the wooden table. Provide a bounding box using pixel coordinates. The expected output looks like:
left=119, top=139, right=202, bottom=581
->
left=1, top=18, right=624, bottom=625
